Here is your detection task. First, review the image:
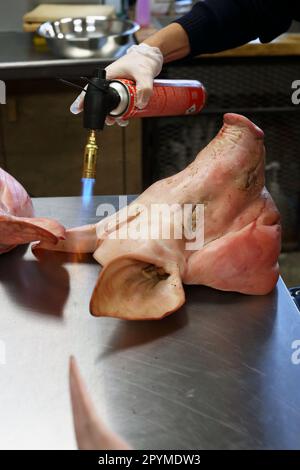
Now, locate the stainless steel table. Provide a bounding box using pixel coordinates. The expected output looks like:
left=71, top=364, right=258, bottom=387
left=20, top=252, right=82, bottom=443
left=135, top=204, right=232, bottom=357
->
left=0, top=196, right=299, bottom=450
left=0, top=32, right=113, bottom=80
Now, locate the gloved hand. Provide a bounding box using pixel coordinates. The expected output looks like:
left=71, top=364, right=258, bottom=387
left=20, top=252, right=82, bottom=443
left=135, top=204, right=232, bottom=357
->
left=70, top=43, right=164, bottom=125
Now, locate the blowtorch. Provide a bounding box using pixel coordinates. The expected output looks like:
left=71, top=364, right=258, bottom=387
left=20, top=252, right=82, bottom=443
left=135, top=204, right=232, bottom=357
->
left=81, top=68, right=121, bottom=180
left=62, top=67, right=206, bottom=183
left=80, top=66, right=206, bottom=182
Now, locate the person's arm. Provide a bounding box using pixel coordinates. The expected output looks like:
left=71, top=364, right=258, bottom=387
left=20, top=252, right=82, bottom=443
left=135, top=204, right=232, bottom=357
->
left=146, top=0, right=294, bottom=59
left=144, top=23, right=191, bottom=63
left=71, top=0, right=294, bottom=116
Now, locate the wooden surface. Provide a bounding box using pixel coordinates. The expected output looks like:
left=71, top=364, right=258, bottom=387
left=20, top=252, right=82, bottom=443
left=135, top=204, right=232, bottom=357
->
left=23, top=4, right=116, bottom=22
left=136, top=28, right=300, bottom=57
left=23, top=4, right=116, bottom=33
left=202, top=34, right=300, bottom=58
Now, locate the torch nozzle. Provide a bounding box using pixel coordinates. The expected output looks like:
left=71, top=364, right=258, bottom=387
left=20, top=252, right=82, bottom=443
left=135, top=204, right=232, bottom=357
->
left=82, top=130, right=98, bottom=180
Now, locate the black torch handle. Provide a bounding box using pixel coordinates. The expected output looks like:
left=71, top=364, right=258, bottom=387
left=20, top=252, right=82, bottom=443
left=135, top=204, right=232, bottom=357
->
left=83, top=68, right=120, bottom=131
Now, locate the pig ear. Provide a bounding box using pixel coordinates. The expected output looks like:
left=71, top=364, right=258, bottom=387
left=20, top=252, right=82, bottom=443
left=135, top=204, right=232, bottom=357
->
left=90, top=255, right=185, bottom=320
left=69, top=356, right=130, bottom=450
left=0, top=214, right=65, bottom=250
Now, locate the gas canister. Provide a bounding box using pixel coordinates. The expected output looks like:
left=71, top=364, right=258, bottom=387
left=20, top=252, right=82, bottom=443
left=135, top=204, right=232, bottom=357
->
left=108, top=79, right=206, bottom=120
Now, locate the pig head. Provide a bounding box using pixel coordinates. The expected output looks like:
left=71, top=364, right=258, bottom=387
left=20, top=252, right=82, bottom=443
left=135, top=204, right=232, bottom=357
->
left=33, top=114, right=281, bottom=320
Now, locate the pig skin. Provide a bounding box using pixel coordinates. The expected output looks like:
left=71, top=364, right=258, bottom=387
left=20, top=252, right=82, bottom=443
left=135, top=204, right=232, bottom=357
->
left=69, top=357, right=130, bottom=450
left=33, top=114, right=281, bottom=320
left=0, top=167, right=66, bottom=253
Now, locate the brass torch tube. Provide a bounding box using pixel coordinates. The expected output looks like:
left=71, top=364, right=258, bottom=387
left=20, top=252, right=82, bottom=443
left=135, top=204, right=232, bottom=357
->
left=82, top=130, right=98, bottom=179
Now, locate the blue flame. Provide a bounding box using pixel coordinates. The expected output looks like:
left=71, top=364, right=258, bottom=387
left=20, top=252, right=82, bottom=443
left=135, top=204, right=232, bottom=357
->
left=81, top=178, right=95, bottom=208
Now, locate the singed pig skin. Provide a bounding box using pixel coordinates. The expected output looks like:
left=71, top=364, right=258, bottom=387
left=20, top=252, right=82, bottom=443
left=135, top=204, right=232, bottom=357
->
left=0, top=168, right=66, bottom=253
left=33, top=114, right=281, bottom=320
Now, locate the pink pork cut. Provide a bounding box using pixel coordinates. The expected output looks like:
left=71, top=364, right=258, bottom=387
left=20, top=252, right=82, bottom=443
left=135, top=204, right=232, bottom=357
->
left=0, top=167, right=65, bottom=253
left=33, top=114, right=281, bottom=320
left=69, top=356, right=130, bottom=450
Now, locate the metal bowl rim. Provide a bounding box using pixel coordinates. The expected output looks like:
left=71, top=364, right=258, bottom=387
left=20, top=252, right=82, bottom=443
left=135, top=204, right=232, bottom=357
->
left=38, top=17, right=140, bottom=40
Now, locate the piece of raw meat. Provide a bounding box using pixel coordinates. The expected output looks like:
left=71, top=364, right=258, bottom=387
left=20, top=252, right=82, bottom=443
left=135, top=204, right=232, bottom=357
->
left=33, top=114, right=281, bottom=320
left=0, top=167, right=65, bottom=253
left=69, top=356, right=130, bottom=450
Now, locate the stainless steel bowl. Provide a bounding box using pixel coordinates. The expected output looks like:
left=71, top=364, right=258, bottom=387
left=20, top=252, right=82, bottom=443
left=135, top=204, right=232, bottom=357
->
left=38, top=17, right=140, bottom=59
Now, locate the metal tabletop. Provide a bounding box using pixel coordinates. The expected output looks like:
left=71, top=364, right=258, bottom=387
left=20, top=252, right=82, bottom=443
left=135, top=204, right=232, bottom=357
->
left=0, top=32, right=113, bottom=80
left=0, top=196, right=299, bottom=450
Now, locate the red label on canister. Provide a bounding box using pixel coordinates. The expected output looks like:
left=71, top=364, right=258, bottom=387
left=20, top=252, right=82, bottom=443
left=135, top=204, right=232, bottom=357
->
left=116, top=79, right=206, bottom=120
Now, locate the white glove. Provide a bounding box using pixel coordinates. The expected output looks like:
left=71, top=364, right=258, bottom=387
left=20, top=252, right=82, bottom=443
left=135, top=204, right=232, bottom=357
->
left=70, top=43, right=163, bottom=123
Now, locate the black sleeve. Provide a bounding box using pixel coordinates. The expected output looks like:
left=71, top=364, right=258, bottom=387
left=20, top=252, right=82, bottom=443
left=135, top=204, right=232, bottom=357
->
left=174, top=0, right=293, bottom=56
